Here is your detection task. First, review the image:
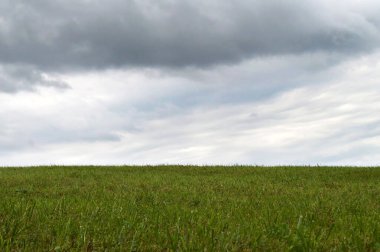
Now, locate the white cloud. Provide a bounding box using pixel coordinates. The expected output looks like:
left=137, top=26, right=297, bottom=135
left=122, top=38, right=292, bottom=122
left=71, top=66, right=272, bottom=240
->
left=1, top=51, right=380, bottom=166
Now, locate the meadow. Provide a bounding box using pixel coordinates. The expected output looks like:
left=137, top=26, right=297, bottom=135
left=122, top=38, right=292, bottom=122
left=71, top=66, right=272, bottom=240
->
left=0, top=166, right=379, bottom=251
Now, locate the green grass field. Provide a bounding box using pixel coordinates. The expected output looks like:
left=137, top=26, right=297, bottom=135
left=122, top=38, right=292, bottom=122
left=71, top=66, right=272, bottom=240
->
left=0, top=166, right=379, bottom=251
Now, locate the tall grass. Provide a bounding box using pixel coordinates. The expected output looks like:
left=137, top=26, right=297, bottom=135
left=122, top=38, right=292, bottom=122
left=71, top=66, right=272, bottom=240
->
left=0, top=166, right=379, bottom=251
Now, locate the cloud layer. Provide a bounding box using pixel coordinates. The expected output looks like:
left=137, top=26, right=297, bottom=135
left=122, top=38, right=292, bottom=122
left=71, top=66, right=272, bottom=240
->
left=1, top=0, right=380, bottom=71
left=1, top=51, right=380, bottom=165
left=1, top=0, right=380, bottom=165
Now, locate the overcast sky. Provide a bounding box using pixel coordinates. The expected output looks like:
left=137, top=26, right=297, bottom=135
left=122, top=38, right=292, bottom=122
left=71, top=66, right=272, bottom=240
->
left=1, top=0, right=380, bottom=166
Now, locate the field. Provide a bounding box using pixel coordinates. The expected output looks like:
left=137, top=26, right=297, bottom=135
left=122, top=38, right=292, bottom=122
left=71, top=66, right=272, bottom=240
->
left=0, top=166, right=379, bottom=251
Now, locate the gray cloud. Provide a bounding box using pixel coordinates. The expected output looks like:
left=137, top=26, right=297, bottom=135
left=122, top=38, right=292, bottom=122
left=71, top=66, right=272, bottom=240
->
left=1, top=0, right=380, bottom=165
left=0, top=64, right=69, bottom=92
left=1, top=0, right=380, bottom=92
left=0, top=0, right=379, bottom=71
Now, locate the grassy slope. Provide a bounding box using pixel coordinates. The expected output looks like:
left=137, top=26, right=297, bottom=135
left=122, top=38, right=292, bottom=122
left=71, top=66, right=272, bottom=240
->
left=0, top=166, right=379, bottom=251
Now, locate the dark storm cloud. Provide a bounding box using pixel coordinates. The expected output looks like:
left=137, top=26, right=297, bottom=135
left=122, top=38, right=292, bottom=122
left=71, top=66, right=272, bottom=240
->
left=1, top=0, right=379, bottom=71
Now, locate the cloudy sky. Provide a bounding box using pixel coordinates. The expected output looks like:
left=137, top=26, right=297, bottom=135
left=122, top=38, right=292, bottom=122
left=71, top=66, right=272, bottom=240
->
left=1, top=0, right=380, bottom=166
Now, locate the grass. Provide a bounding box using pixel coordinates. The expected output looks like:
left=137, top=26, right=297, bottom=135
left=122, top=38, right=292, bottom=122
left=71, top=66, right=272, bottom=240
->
left=0, top=166, right=379, bottom=251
